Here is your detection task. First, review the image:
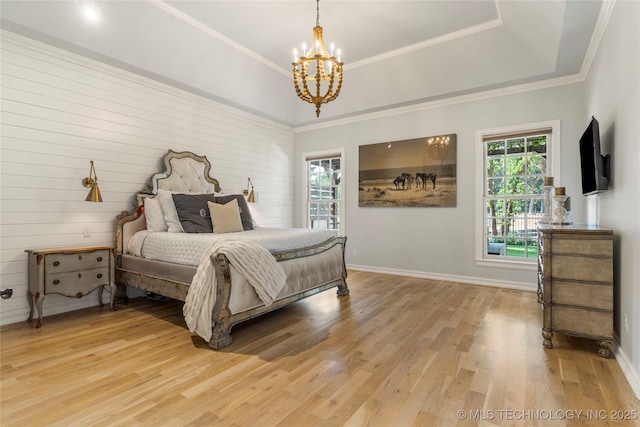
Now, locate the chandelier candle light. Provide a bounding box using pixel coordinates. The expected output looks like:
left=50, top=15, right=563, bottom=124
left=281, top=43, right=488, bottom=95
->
left=427, top=135, right=450, bottom=175
left=292, top=0, right=343, bottom=117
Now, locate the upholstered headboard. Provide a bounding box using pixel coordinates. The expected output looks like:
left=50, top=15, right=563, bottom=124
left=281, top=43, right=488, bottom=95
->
left=115, top=150, right=221, bottom=258
left=152, top=149, right=220, bottom=194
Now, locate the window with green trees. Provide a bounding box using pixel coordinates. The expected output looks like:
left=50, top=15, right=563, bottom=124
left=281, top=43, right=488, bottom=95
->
left=483, top=130, right=550, bottom=259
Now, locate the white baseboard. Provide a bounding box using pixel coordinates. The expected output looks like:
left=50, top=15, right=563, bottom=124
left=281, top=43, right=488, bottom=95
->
left=1, top=310, right=30, bottom=326
left=613, top=346, right=640, bottom=400
left=345, top=263, right=536, bottom=292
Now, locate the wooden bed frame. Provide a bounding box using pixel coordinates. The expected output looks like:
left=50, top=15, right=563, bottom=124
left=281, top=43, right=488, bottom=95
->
left=114, top=150, right=349, bottom=350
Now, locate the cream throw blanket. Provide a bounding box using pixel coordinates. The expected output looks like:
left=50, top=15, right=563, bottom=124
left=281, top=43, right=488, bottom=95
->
left=183, top=238, right=286, bottom=342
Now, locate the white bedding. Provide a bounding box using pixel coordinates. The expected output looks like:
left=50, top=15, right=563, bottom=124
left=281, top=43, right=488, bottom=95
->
left=127, top=227, right=338, bottom=265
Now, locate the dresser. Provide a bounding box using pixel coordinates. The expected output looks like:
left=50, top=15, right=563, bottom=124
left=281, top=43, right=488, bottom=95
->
left=26, top=246, right=116, bottom=328
left=537, top=224, right=614, bottom=357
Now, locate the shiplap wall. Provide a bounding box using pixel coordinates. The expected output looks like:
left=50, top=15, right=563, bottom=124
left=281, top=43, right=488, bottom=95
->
left=0, top=30, right=295, bottom=325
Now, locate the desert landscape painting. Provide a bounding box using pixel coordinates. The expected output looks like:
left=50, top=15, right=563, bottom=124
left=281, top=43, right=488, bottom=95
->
left=359, top=134, right=457, bottom=207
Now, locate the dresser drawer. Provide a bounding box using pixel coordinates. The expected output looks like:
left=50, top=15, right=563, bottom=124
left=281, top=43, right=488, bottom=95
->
left=552, top=306, right=612, bottom=339
left=550, top=255, right=612, bottom=283
left=45, top=250, right=110, bottom=273
left=551, top=280, right=612, bottom=310
left=550, top=237, right=612, bottom=257
left=44, top=267, right=110, bottom=297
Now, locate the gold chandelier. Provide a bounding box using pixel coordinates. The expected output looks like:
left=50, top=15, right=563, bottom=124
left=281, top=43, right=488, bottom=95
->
left=292, top=0, right=343, bottom=117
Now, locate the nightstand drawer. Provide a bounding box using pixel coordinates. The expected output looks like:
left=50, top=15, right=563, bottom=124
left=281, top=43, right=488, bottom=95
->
left=45, top=267, right=110, bottom=297
left=45, top=250, right=110, bottom=272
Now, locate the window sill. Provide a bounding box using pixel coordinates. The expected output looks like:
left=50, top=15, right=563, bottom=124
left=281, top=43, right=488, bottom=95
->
left=475, top=258, right=537, bottom=271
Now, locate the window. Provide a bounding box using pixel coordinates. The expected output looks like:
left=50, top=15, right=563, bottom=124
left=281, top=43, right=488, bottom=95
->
left=476, top=120, right=560, bottom=266
left=305, top=152, right=343, bottom=233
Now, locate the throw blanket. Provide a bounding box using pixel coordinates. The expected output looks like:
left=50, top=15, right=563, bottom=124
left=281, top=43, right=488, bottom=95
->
left=183, top=238, right=286, bottom=342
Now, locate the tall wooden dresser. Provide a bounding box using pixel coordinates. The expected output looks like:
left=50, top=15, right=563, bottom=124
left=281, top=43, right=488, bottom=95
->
left=537, top=224, right=614, bottom=357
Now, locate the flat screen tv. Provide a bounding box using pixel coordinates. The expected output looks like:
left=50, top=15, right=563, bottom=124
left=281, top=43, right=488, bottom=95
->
left=579, top=116, right=610, bottom=195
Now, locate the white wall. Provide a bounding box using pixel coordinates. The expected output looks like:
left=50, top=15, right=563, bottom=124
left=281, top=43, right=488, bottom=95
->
left=584, top=1, right=640, bottom=398
left=0, top=30, right=294, bottom=325
left=294, top=83, right=585, bottom=289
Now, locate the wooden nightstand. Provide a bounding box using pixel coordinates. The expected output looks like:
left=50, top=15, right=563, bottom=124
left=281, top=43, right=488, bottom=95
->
left=25, top=245, right=116, bottom=328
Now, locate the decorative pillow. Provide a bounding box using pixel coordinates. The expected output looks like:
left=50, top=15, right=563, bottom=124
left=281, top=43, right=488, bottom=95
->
left=214, top=194, right=254, bottom=230
left=157, top=189, right=184, bottom=233
left=172, top=193, right=218, bottom=233
left=208, top=199, right=243, bottom=234
left=143, top=197, right=167, bottom=232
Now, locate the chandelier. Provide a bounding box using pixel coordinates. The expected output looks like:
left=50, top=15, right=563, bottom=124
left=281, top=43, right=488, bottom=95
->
left=292, top=0, right=343, bottom=117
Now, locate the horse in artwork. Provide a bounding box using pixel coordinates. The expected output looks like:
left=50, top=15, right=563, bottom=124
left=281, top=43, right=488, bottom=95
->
left=416, top=172, right=437, bottom=189
left=393, top=176, right=406, bottom=190
left=401, top=173, right=414, bottom=189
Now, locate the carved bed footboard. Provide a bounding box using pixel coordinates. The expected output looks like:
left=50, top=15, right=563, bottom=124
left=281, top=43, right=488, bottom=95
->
left=207, top=236, right=348, bottom=350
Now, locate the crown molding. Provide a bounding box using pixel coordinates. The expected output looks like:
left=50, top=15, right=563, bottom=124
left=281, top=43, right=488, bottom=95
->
left=579, top=0, right=616, bottom=79
left=294, top=73, right=585, bottom=132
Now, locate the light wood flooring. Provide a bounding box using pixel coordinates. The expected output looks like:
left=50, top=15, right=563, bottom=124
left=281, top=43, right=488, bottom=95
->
left=2, top=271, right=638, bottom=426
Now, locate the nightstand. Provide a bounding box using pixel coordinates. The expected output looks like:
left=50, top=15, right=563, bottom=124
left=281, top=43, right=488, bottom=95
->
left=25, top=245, right=116, bottom=328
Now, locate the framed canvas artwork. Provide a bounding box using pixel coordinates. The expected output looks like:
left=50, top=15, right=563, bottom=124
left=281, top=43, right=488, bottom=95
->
left=359, top=134, right=457, bottom=207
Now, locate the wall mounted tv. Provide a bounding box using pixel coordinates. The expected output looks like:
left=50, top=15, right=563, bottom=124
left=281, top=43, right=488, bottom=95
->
left=579, top=116, right=610, bottom=195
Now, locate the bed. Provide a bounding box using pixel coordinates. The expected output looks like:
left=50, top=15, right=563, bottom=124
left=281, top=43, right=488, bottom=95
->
left=114, top=150, right=349, bottom=350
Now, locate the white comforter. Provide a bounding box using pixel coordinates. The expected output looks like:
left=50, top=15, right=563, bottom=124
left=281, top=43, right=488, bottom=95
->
left=128, top=228, right=338, bottom=266
left=127, top=227, right=341, bottom=343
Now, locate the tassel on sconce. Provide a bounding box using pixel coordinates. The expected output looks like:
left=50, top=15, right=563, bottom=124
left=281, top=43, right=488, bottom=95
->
left=82, top=160, right=103, bottom=202
left=243, top=178, right=255, bottom=203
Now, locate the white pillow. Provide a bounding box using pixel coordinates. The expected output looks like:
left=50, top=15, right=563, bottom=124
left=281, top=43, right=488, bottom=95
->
left=157, top=189, right=184, bottom=233
left=208, top=199, right=243, bottom=234
left=143, top=197, right=167, bottom=232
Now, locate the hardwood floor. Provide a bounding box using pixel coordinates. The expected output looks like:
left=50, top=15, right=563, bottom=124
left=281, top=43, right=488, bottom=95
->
left=2, top=271, right=638, bottom=426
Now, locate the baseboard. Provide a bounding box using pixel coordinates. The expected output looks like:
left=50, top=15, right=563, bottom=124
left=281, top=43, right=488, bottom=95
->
left=345, top=263, right=536, bottom=292
left=613, top=346, right=640, bottom=400
left=1, top=310, right=30, bottom=326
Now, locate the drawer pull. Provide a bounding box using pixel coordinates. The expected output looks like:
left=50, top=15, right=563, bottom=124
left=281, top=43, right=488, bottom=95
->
left=97, top=257, right=103, bottom=262
left=78, top=255, right=83, bottom=260
left=97, top=273, right=103, bottom=279
left=53, top=261, right=60, bottom=267
left=77, top=273, right=82, bottom=279
left=53, top=279, right=60, bottom=285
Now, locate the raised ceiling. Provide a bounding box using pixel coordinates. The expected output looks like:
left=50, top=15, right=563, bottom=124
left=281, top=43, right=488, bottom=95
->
left=0, top=1, right=604, bottom=127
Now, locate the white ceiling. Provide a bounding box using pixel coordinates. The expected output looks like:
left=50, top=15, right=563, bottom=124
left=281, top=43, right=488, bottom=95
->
left=0, top=1, right=604, bottom=127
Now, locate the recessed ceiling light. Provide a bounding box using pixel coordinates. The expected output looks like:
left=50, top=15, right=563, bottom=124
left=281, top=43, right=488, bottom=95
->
left=82, top=4, right=100, bottom=24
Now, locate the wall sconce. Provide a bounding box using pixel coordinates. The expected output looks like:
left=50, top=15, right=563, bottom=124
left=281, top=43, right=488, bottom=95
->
left=82, top=160, right=103, bottom=202
left=243, top=178, right=255, bottom=203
